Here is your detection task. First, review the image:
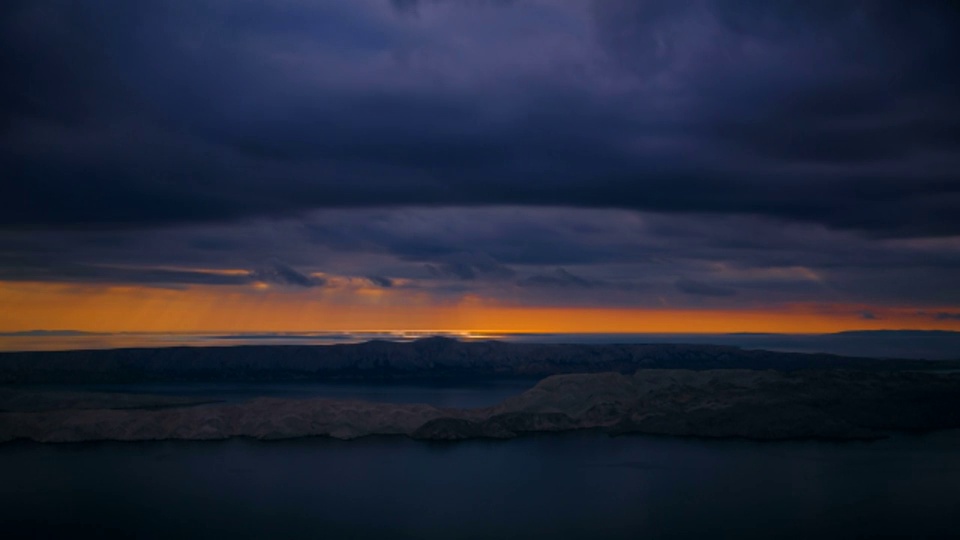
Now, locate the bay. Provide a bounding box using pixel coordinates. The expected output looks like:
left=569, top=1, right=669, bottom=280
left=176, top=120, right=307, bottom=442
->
left=2, top=429, right=959, bottom=539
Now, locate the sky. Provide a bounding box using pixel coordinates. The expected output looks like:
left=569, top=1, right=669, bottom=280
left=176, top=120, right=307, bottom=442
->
left=2, top=0, right=960, bottom=333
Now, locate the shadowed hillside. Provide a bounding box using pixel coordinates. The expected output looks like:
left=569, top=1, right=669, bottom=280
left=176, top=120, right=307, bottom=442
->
left=4, top=369, right=960, bottom=443
left=1, top=337, right=957, bottom=384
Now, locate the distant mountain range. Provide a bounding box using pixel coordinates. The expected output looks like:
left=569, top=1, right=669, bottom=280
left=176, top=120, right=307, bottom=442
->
left=5, top=329, right=960, bottom=359
left=1, top=337, right=957, bottom=384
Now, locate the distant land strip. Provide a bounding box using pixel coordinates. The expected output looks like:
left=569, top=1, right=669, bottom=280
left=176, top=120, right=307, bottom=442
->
left=1, top=337, right=959, bottom=385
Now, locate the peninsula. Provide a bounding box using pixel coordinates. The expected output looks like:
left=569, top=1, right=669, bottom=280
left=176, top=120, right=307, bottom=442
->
left=3, top=368, right=960, bottom=443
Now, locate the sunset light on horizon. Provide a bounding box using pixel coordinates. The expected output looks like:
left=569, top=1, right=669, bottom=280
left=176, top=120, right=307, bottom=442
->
left=3, top=278, right=959, bottom=335
left=4, top=2, right=960, bottom=537
left=2, top=0, right=960, bottom=344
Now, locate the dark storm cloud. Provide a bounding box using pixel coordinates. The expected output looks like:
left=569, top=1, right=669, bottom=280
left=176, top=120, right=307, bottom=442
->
left=0, top=246, right=323, bottom=289
left=519, top=268, right=604, bottom=289
left=251, top=262, right=325, bottom=288
left=2, top=207, right=960, bottom=308
left=2, top=0, right=959, bottom=236
left=302, top=208, right=621, bottom=266
left=2, top=1, right=960, bottom=315
left=390, top=0, right=517, bottom=16
left=425, top=252, right=515, bottom=281
left=366, top=275, right=394, bottom=288
left=390, top=0, right=419, bottom=15
left=675, top=278, right=737, bottom=298
left=0, top=263, right=251, bottom=287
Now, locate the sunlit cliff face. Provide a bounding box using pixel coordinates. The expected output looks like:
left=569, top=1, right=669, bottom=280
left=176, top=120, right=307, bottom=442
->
left=2, top=2, right=959, bottom=334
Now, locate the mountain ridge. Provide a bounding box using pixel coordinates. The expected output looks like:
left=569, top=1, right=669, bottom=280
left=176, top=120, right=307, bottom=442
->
left=4, top=368, right=960, bottom=443
left=1, top=337, right=958, bottom=384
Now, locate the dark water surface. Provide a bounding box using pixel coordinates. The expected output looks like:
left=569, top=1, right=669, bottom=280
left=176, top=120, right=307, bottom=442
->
left=2, top=430, right=959, bottom=539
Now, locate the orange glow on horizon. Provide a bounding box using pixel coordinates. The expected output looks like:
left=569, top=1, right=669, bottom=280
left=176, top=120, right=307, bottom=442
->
left=1, top=281, right=959, bottom=334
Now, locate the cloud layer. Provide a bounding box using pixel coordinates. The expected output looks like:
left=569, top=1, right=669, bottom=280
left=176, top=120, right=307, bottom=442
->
left=2, top=1, right=959, bottom=326
left=2, top=0, right=959, bottom=235
left=2, top=208, right=959, bottom=315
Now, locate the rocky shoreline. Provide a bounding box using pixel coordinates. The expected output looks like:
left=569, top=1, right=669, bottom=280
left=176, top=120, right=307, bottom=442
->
left=3, top=369, right=960, bottom=443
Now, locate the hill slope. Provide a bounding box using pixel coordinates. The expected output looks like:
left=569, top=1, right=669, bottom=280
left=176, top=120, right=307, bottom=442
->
left=1, top=337, right=957, bottom=384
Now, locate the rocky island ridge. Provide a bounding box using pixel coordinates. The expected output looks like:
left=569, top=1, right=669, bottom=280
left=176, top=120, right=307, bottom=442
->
left=3, top=368, right=960, bottom=443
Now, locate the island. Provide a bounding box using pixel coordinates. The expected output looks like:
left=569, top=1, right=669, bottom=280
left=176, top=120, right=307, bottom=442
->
left=3, top=368, right=960, bottom=443
left=2, top=337, right=958, bottom=384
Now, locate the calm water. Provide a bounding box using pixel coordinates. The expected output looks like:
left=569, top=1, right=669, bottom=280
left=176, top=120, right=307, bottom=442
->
left=2, top=430, right=959, bottom=539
